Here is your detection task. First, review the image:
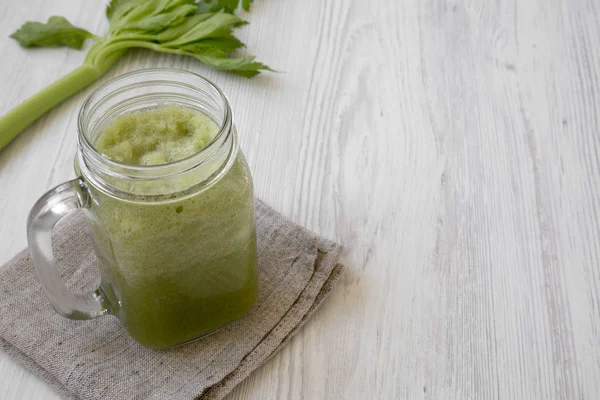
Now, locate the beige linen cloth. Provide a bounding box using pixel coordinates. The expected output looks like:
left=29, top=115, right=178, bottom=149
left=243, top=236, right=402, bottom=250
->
left=0, top=199, right=344, bottom=400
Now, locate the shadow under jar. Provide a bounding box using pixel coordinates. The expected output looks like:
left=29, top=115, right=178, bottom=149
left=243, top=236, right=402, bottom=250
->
left=27, top=69, right=258, bottom=349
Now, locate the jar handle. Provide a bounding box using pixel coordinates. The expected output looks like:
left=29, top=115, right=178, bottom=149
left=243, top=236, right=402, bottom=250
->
left=27, top=177, right=108, bottom=320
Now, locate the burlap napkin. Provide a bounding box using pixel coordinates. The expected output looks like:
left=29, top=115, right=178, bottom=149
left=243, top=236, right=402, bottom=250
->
left=0, top=199, right=343, bottom=400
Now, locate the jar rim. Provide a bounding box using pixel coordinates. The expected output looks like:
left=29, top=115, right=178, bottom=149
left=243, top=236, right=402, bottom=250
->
left=77, top=68, right=232, bottom=175
left=75, top=68, right=238, bottom=201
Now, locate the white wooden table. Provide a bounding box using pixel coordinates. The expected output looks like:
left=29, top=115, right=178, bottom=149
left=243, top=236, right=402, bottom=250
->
left=1, top=0, right=600, bottom=399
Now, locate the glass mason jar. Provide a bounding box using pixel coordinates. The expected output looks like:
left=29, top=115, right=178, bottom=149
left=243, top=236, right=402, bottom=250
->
left=26, top=69, right=258, bottom=349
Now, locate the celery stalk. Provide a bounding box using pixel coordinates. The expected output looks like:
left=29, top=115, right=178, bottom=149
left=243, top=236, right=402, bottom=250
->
left=1, top=1, right=271, bottom=153
left=0, top=53, right=122, bottom=151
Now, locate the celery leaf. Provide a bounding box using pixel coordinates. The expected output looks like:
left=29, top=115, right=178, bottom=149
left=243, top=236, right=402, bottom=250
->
left=10, top=16, right=95, bottom=49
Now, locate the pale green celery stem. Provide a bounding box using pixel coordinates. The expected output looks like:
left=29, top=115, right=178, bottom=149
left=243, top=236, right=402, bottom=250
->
left=95, top=40, right=186, bottom=61
left=0, top=50, right=123, bottom=152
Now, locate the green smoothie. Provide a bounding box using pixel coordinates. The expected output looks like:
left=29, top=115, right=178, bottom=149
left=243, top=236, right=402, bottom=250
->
left=86, top=105, right=257, bottom=349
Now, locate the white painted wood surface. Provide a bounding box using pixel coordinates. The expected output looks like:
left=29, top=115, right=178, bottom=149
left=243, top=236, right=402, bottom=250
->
left=1, top=0, right=599, bottom=398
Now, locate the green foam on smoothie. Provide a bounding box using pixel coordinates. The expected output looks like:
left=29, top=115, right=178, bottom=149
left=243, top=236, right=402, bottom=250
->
left=95, top=105, right=219, bottom=165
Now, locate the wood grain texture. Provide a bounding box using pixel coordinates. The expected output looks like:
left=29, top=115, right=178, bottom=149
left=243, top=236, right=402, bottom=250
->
left=1, top=0, right=599, bottom=399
